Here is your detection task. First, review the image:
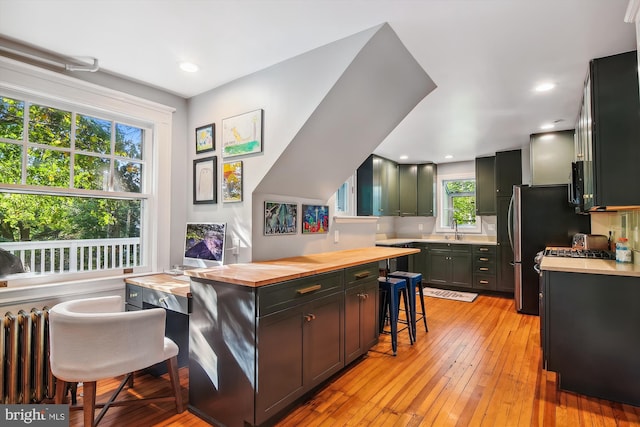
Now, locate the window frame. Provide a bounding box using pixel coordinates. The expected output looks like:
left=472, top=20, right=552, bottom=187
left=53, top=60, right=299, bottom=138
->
left=0, top=57, right=174, bottom=287
left=435, top=171, right=482, bottom=234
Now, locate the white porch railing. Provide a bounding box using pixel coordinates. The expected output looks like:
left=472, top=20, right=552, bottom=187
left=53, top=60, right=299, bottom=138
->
left=0, top=238, right=141, bottom=274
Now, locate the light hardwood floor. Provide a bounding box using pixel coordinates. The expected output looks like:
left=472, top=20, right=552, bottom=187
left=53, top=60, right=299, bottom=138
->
left=68, top=293, right=640, bottom=426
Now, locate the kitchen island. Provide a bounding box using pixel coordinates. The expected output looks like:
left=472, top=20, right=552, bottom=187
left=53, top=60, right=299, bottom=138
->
left=186, top=246, right=419, bottom=427
left=540, top=255, right=640, bottom=407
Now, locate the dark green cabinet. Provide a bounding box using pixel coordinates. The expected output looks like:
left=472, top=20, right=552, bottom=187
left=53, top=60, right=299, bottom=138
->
left=357, top=155, right=399, bottom=216
left=344, top=263, right=379, bottom=365
left=412, top=243, right=429, bottom=279
left=495, top=149, right=521, bottom=197
left=417, top=163, right=437, bottom=216
left=399, top=164, right=418, bottom=216
left=472, top=244, right=497, bottom=290
left=426, top=243, right=472, bottom=289
left=576, top=51, right=640, bottom=210
left=475, top=156, right=496, bottom=215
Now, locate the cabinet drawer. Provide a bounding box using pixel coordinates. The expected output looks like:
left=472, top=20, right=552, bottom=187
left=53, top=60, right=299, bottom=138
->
left=142, top=288, right=190, bottom=315
left=126, top=283, right=143, bottom=309
left=473, top=263, right=496, bottom=275
left=258, top=271, right=343, bottom=316
left=473, top=244, right=496, bottom=255
left=473, top=274, right=497, bottom=290
left=344, top=262, right=379, bottom=288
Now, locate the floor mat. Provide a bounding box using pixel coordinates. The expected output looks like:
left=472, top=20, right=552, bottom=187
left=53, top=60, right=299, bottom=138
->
left=421, top=287, right=478, bottom=302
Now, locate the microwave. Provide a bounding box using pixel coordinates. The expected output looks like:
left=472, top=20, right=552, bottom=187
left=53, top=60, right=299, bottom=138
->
left=569, top=161, right=585, bottom=212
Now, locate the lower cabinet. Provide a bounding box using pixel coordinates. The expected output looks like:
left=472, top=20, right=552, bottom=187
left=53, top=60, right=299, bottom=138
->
left=472, top=244, right=497, bottom=291
left=412, top=243, right=429, bottom=280
left=426, top=243, right=472, bottom=289
left=344, top=262, right=379, bottom=365
left=256, top=291, right=344, bottom=425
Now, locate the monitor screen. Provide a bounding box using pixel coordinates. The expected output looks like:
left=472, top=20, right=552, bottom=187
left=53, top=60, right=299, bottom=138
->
left=183, top=222, right=226, bottom=268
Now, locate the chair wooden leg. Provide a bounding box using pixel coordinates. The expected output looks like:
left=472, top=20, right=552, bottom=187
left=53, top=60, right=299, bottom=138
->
left=55, top=378, right=67, bottom=404
left=166, top=356, right=184, bottom=413
left=84, top=381, right=97, bottom=427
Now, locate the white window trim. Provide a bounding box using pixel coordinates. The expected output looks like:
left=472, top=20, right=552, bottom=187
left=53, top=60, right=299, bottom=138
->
left=0, top=57, right=175, bottom=288
left=435, top=171, right=482, bottom=234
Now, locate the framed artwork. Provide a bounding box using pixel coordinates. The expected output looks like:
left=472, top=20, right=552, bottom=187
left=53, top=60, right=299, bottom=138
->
left=222, top=109, right=263, bottom=157
left=264, top=201, right=297, bottom=235
left=302, top=204, right=329, bottom=234
left=222, top=160, right=243, bottom=203
left=195, top=123, right=215, bottom=154
left=193, top=156, right=217, bottom=204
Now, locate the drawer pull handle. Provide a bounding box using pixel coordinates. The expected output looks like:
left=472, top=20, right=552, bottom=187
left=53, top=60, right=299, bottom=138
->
left=304, top=313, right=316, bottom=322
left=354, top=272, right=370, bottom=280
left=479, top=248, right=489, bottom=252
left=357, top=293, right=369, bottom=299
left=479, top=257, right=489, bottom=262
left=297, top=284, right=322, bottom=295
left=480, top=267, right=489, bottom=271
left=130, top=292, right=138, bottom=298
left=480, top=280, right=489, bottom=284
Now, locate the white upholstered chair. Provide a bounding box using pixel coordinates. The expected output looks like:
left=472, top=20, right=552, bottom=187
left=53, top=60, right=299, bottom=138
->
left=49, top=295, right=184, bottom=427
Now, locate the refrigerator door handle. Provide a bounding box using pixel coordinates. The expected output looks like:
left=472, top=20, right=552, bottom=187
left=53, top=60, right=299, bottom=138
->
left=507, top=193, right=514, bottom=251
left=514, top=262, right=523, bottom=312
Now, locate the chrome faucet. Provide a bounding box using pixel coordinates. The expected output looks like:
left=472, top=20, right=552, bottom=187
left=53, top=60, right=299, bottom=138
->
left=452, top=218, right=461, bottom=240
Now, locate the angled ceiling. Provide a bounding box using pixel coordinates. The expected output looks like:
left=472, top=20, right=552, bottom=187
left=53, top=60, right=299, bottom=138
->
left=0, top=0, right=636, bottom=164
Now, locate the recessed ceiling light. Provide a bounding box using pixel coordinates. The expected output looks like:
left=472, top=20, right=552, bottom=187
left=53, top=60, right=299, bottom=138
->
left=535, top=82, right=556, bottom=92
left=399, top=155, right=408, bottom=160
left=540, top=123, right=555, bottom=130
left=444, top=155, right=453, bottom=159
left=179, top=62, right=199, bottom=73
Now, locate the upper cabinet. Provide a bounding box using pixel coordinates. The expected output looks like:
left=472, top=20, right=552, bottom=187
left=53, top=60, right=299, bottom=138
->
left=417, top=163, right=437, bottom=216
left=475, top=156, right=496, bottom=216
left=495, top=149, right=522, bottom=198
left=575, top=51, right=640, bottom=210
left=357, top=155, right=399, bottom=216
left=357, top=156, right=436, bottom=217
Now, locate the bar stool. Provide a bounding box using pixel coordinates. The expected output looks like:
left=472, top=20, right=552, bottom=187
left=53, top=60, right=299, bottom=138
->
left=378, top=277, right=413, bottom=355
left=389, top=271, right=428, bottom=341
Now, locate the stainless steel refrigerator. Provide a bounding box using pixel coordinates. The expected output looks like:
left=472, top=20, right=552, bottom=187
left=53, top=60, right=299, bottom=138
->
left=509, top=184, right=591, bottom=314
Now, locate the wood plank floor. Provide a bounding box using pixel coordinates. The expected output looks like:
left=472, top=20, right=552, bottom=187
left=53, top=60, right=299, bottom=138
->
left=68, top=293, right=640, bottom=426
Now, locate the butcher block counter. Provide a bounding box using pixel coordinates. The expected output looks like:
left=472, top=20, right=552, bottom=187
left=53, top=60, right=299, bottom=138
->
left=186, top=246, right=419, bottom=286
left=187, top=246, right=418, bottom=427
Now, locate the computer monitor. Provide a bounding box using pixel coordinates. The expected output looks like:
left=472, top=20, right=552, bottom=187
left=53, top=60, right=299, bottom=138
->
left=183, top=222, right=226, bottom=268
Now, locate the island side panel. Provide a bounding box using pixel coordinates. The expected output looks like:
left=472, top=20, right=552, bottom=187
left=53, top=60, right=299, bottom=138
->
left=189, top=277, right=257, bottom=427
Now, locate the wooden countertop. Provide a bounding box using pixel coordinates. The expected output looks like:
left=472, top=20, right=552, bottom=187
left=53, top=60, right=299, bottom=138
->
left=187, top=246, right=420, bottom=287
left=125, top=274, right=192, bottom=298
left=540, top=256, right=640, bottom=277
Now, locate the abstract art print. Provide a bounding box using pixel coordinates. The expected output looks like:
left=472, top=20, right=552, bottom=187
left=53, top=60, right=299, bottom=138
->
left=195, top=123, right=215, bottom=154
left=221, top=109, right=263, bottom=157
left=302, top=204, right=329, bottom=234
left=264, top=201, right=297, bottom=235
left=222, top=161, right=243, bottom=202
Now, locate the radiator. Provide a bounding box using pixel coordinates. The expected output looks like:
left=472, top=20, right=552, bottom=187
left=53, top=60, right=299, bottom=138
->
left=0, top=308, right=54, bottom=404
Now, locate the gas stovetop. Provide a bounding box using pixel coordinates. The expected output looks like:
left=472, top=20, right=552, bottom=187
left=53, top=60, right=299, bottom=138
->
left=543, top=248, right=615, bottom=259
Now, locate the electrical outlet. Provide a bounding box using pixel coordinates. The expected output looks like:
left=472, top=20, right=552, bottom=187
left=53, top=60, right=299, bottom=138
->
left=232, top=237, right=240, bottom=255
left=334, top=230, right=340, bottom=243
left=418, top=223, right=423, bottom=231
left=376, top=223, right=380, bottom=232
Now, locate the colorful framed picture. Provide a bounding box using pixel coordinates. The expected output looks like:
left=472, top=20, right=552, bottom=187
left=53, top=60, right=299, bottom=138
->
left=193, top=156, right=217, bottom=204
left=195, top=123, right=215, bottom=154
left=264, top=201, right=297, bottom=235
left=222, top=109, right=263, bottom=157
left=222, top=161, right=243, bottom=203
left=302, top=204, right=329, bottom=234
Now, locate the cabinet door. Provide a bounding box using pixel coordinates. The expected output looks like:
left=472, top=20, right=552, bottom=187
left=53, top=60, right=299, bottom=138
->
left=475, top=156, right=496, bottom=215
left=356, top=155, right=374, bottom=216
left=256, top=307, right=304, bottom=425
left=303, top=292, right=344, bottom=389
left=495, top=149, right=521, bottom=197
left=399, top=164, right=417, bottom=216
left=381, top=158, right=399, bottom=216
left=427, top=250, right=449, bottom=286
left=360, top=280, right=379, bottom=352
left=413, top=244, right=429, bottom=279
left=496, top=243, right=515, bottom=292
left=450, top=249, right=472, bottom=289
left=417, top=163, right=436, bottom=216
left=344, top=280, right=379, bottom=365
